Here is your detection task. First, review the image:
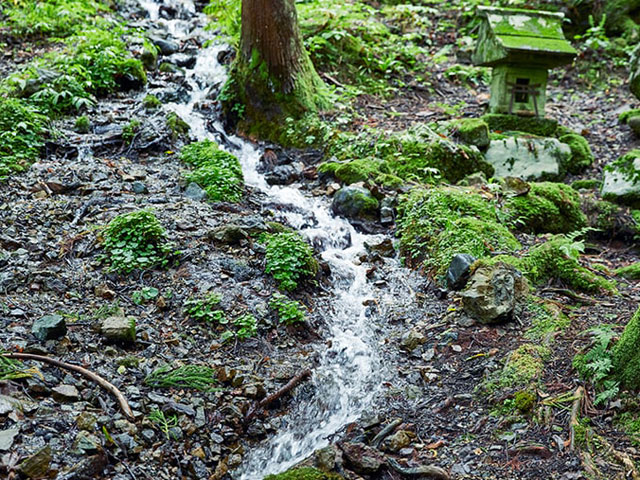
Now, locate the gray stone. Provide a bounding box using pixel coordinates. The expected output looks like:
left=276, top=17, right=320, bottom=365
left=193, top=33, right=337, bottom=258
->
left=0, top=395, right=22, bottom=415
left=484, top=136, right=571, bottom=181
left=460, top=262, right=528, bottom=323
left=32, top=314, right=67, bottom=341
left=602, top=152, right=640, bottom=206
left=628, top=116, right=640, bottom=137
left=76, top=412, right=97, bottom=431
left=101, top=315, right=136, bottom=343
left=341, top=442, right=385, bottom=474
left=0, top=428, right=19, bottom=451
left=447, top=254, right=477, bottom=290
left=150, top=36, right=179, bottom=55
left=52, top=385, right=80, bottom=402
left=383, top=430, right=412, bottom=452
left=185, top=182, right=207, bottom=201
left=315, top=445, right=339, bottom=471
left=331, top=186, right=379, bottom=221
left=131, top=181, right=148, bottom=194
left=400, top=329, right=427, bottom=352
left=18, top=446, right=52, bottom=478
left=265, top=165, right=300, bottom=186
left=73, top=431, right=100, bottom=454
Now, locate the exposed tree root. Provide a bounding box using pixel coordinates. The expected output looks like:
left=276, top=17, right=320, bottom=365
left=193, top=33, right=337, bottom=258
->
left=388, top=458, right=450, bottom=480
left=2, top=352, right=134, bottom=421
left=244, top=368, right=311, bottom=424
left=569, top=386, right=584, bottom=452
left=370, top=418, right=402, bottom=448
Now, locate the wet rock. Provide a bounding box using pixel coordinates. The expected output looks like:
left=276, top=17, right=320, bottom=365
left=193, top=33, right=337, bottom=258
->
left=156, top=86, right=192, bottom=104
left=265, top=164, right=300, bottom=186
left=32, top=314, right=67, bottom=341
left=76, top=412, right=97, bottom=431
left=365, top=238, right=395, bottom=257
left=208, top=216, right=269, bottom=244
left=340, top=442, right=385, bottom=474
left=315, top=445, right=339, bottom=471
left=446, top=254, right=477, bottom=291
left=18, top=446, right=52, bottom=478
left=484, top=136, right=571, bottom=181
left=0, top=428, right=19, bottom=451
left=131, top=181, right=148, bottom=194
left=332, top=186, right=379, bottom=221
left=52, top=385, right=80, bottom=402
left=172, top=53, right=197, bottom=69
left=150, top=36, right=179, bottom=55
left=460, top=262, right=528, bottom=323
left=141, top=43, right=158, bottom=70
left=384, top=430, right=412, bottom=452
left=400, top=329, right=427, bottom=352
left=185, top=182, right=208, bottom=201
left=66, top=452, right=108, bottom=478
left=94, top=284, right=116, bottom=300
left=101, top=315, right=136, bottom=343
left=458, top=171, right=488, bottom=187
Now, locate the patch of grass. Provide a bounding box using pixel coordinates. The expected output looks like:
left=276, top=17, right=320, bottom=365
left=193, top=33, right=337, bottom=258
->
left=100, top=209, right=177, bottom=273
left=122, top=119, right=141, bottom=144
left=262, top=232, right=317, bottom=292
left=524, top=298, right=571, bottom=341
left=143, top=94, right=161, bottom=109
left=269, top=293, right=307, bottom=325
left=0, top=354, right=36, bottom=381
left=144, top=364, right=218, bottom=391
left=166, top=111, right=190, bottom=140
left=74, top=115, right=91, bottom=133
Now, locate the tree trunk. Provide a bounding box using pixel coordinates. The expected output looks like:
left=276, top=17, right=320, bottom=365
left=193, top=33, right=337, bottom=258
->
left=223, top=0, right=328, bottom=143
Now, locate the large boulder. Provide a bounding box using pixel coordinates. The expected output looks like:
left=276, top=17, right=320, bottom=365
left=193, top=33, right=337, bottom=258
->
left=484, top=135, right=571, bottom=181
left=331, top=186, right=379, bottom=221
left=602, top=150, right=640, bottom=206
left=460, top=262, right=528, bottom=324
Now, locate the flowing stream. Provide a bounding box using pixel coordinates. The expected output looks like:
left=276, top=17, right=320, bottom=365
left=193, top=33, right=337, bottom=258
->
left=137, top=1, right=411, bottom=477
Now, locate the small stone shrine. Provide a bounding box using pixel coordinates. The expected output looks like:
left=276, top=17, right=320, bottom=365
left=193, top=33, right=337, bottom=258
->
left=472, top=6, right=577, bottom=117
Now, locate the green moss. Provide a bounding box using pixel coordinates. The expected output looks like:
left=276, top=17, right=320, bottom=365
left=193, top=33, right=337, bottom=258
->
left=514, top=390, right=536, bottom=413
left=485, top=344, right=549, bottom=393
left=612, top=307, right=640, bottom=390
left=451, top=118, right=490, bottom=148
left=74, top=115, right=91, bottom=133
left=166, top=112, right=190, bottom=140
left=143, top=94, right=161, bottom=109
left=571, top=179, right=601, bottom=191
left=481, top=114, right=558, bottom=137
left=580, top=195, right=626, bottom=234
left=264, top=467, right=342, bottom=480
left=619, top=109, right=640, bottom=124
left=319, top=158, right=386, bottom=185
left=180, top=140, right=242, bottom=174
left=396, top=186, right=520, bottom=275
left=524, top=298, right=570, bottom=341
left=615, top=263, right=640, bottom=280
left=504, top=182, right=587, bottom=234
left=558, top=134, right=594, bottom=174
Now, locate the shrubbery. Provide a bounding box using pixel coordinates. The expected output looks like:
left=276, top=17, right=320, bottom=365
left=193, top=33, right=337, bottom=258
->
left=262, top=232, right=317, bottom=291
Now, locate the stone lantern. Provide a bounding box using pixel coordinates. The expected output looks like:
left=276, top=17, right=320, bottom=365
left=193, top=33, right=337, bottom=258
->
left=472, top=6, right=577, bottom=117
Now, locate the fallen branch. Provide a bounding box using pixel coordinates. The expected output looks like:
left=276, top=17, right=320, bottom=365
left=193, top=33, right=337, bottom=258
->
left=244, top=369, right=311, bottom=424
left=569, top=386, right=584, bottom=452
left=370, top=418, right=402, bottom=449
left=388, top=458, right=450, bottom=480
left=2, top=353, right=134, bottom=421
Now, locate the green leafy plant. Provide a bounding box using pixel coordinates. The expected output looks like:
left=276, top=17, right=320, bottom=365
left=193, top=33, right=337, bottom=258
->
left=232, top=313, right=257, bottom=339
left=573, top=325, right=620, bottom=405
left=262, top=232, right=317, bottom=291
left=131, top=286, right=159, bottom=305
left=100, top=209, right=176, bottom=273
left=0, top=98, right=46, bottom=178
left=269, top=293, right=307, bottom=325
left=184, top=293, right=226, bottom=323
left=0, top=353, right=37, bottom=381
left=148, top=409, right=179, bottom=440
left=144, top=364, right=218, bottom=391
left=122, top=119, right=141, bottom=144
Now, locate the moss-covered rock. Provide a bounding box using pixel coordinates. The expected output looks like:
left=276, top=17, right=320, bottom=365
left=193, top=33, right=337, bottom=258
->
left=612, top=306, right=640, bottom=391
left=482, top=114, right=558, bottom=137
left=264, top=467, right=342, bottom=480
left=580, top=193, right=639, bottom=239
left=505, top=182, right=587, bottom=234
left=166, top=111, right=190, bottom=140
left=619, top=109, right=640, bottom=124
left=602, top=150, right=640, bottom=206
left=558, top=133, right=594, bottom=174
left=572, top=179, right=602, bottom=191
left=485, top=344, right=550, bottom=393
left=615, top=263, right=640, bottom=280
left=452, top=118, right=490, bottom=149
left=396, top=186, right=520, bottom=276
left=331, top=186, right=379, bottom=221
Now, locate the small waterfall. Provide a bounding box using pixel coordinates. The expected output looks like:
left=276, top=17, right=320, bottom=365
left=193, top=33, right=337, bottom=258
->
left=136, top=1, right=414, bottom=477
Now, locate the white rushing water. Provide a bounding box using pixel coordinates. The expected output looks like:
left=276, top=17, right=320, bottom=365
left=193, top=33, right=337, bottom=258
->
left=138, top=2, right=406, bottom=477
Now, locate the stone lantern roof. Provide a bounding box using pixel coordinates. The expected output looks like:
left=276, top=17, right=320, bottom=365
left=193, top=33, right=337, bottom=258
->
left=472, top=6, right=577, bottom=68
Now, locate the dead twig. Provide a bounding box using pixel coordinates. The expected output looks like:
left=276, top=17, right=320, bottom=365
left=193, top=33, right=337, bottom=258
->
left=244, top=369, right=311, bottom=424
left=370, top=418, right=402, bottom=448
left=569, top=386, right=584, bottom=452
left=2, top=352, right=134, bottom=421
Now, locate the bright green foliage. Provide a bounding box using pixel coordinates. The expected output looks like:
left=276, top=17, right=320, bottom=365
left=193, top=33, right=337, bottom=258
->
left=144, top=364, right=218, bottom=391
left=616, top=263, right=640, bottom=280
left=180, top=140, right=241, bottom=172
left=143, top=94, right=162, bottom=109
left=100, top=210, right=176, bottom=273
left=619, top=109, right=640, bottom=124
left=558, top=133, right=594, bottom=174
left=612, top=307, right=640, bottom=391
left=322, top=125, right=494, bottom=186
left=572, top=179, right=601, bottom=190
left=450, top=117, right=490, bottom=147
left=204, top=0, right=241, bottom=41
left=482, top=113, right=558, bottom=136
left=166, top=112, right=190, bottom=140
left=0, top=354, right=34, bottom=381
left=0, top=98, right=45, bottom=178
left=148, top=409, right=179, bottom=440
left=184, top=293, right=225, bottom=323
left=263, top=232, right=317, bottom=291
left=269, top=293, right=307, bottom=325
left=0, top=0, right=105, bottom=37
left=485, top=344, right=549, bottom=393
left=232, top=314, right=258, bottom=340
left=573, top=325, right=620, bottom=405
left=504, top=182, right=587, bottom=234
left=514, top=390, right=536, bottom=413
left=615, top=411, right=640, bottom=447
left=74, top=115, right=91, bottom=133
left=396, top=186, right=520, bottom=275
left=264, top=467, right=343, bottom=480
left=122, top=119, right=141, bottom=145
left=131, top=286, right=159, bottom=305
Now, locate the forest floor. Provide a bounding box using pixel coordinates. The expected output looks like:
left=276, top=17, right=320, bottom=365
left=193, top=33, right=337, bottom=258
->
left=2, top=0, right=640, bottom=480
